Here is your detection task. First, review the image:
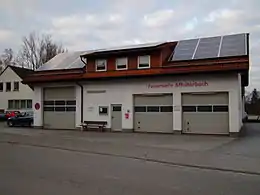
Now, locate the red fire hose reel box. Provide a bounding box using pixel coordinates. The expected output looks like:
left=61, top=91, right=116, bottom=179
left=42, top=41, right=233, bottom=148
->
left=125, top=113, right=129, bottom=119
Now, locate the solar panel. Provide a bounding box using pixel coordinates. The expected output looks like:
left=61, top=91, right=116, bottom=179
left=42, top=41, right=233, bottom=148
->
left=193, top=36, right=221, bottom=59
left=171, top=39, right=199, bottom=61
left=219, top=33, right=246, bottom=57
left=36, top=51, right=89, bottom=71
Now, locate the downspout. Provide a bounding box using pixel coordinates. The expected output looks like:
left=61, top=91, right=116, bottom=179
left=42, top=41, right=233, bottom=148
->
left=76, top=82, right=84, bottom=124
left=77, top=56, right=87, bottom=124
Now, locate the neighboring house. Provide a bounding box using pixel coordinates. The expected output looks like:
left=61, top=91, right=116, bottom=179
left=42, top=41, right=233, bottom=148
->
left=23, top=33, right=249, bottom=136
left=0, top=66, right=34, bottom=112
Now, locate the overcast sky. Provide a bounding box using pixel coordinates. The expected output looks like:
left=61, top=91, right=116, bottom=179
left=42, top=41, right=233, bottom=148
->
left=0, top=0, right=259, bottom=91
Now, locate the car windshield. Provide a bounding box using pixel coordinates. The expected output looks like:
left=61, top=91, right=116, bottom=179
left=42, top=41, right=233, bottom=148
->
left=18, top=112, right=27, bottom=117
left=18, top=112, right=33, bottom=117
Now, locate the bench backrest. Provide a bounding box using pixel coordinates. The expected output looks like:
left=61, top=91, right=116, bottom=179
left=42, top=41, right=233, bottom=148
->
left=83, top=121, right=107, bottom=125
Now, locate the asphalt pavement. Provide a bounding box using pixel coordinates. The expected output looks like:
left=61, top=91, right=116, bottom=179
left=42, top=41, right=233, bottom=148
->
left=1, top=123, right=260, bottom=194
left=1, top=143, right=260, bottom=195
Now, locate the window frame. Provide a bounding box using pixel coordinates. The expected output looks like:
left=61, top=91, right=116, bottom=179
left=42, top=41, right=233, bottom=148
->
left=95, top=59, right=107, bottom=72
left=26, top=100, right=32, bottom=109
left=8, top=100, right=14, bottom=109
left=14, top=100, right=20, bottom=109
left=21, top=100, right=26, bottom=109
left=6, top=82, right=11, bottom=92
left=13, top=81, right=19, bottom=91
left=116, top=57, right=128, bottom=70
left=99, top=106, right=108, bottom=115
left=138, top=55, right=150, bottom=69
left=0, top=82, right=3, bottom=92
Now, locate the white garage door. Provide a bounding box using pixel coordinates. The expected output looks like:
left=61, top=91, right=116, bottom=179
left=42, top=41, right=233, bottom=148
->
left=134, top=94, right=173, bottom=133
left=182, top=92, right=229, bottom=135
left=43, top=87, right=76, bottom=130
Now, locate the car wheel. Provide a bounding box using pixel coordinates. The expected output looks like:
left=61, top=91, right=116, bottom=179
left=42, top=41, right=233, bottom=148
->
left=7, top=121, right=14, bottom=127
left=29, top=121, right=33, bottom=127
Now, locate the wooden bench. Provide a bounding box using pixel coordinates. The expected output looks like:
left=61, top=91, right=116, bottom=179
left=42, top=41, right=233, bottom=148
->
left=81, top=121, right=107, bottom=132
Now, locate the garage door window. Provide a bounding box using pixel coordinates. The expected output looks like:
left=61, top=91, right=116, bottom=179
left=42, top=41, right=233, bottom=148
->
left=44, top=107, right=54, bottom=111
left=147, top=106, right=160, bottom=112
left=213, top=105, right=228, bottom=112
left=183, top=105, right=228, bottom=113
left=182, top=106, right=196, bottom=112
left=66, top=107, right=76, bottom=112
left=66, top=100, right=76, bottom=105
left=134, top=106, right=146, bottom=112
left=55, top=107, right=66, bottom=112
left=44, top=99, right=76, bottom=112
left=197, top=105, right=212, bottom=112
left=160, top=106, right=173, bottom=112
left=44, top=101, right=54, bottom=105
left=55, top=100, right=65, bottom=105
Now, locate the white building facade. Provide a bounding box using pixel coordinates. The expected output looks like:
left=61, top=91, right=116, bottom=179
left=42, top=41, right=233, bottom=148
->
left=0, top=66, right=34, bottom=112
left=33, top=73, right=244, bottom=135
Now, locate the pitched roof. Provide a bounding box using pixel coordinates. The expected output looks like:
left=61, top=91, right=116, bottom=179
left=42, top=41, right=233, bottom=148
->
left=8, top=65, right=34, bottom=79
left=36, top=51, right=91, bottom=71
left=80, top=42, right=167, bottom=56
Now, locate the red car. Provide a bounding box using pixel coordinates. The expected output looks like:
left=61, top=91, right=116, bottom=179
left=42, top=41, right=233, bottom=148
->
left=5, top=111, right=20, bottom=119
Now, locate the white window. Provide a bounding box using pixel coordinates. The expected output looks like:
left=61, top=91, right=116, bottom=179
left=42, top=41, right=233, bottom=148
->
left=95, top=59, right=107, bottom=71
left=138, top=55, right=150, bottom=69
left=116, top=57, right=128, bottom=70
left=13, top=82, right=19, bottom=91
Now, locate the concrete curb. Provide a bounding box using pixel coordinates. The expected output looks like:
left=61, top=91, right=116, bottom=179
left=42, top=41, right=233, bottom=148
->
left=2, top=140, right=260, bottom=176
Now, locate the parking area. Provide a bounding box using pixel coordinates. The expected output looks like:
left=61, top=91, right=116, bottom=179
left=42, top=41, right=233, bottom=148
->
left=1, top=122, right=260, bottom=175
left=1, top=121, right=258, bottom=153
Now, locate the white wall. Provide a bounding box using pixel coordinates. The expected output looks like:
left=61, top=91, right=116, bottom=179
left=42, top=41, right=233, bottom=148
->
left=33, top=87, right=43, bottom=127
left=0, top=67, right=34, bottom=111
left=82, top=73, right=241, bottom=133
left=32, top=73, right=242, bottom=133
left=238, top=74, right=243, bottom=128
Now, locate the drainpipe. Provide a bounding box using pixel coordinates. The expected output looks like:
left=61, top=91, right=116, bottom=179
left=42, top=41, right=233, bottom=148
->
left=76, top=82, right=84, bottom=124
left=76, top=56, right=87, bottom=124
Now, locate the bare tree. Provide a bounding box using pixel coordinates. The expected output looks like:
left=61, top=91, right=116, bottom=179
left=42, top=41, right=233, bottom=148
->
left=0, top=48, right=15, bottom=68
left=18, top=32, right=66, bottom=70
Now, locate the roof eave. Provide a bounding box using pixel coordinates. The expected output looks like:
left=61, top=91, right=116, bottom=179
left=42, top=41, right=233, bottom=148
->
left=80, top=43, right=168, bottom=58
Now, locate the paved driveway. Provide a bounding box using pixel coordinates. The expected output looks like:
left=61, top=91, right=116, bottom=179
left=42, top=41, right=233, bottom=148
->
left=0, top=121, right=235, bottom=152
left=1, top=122, right=260, bottom=175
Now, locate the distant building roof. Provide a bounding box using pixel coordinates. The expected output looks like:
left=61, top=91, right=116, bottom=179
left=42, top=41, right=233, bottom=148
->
left=0, top=65, right=34, bottom=79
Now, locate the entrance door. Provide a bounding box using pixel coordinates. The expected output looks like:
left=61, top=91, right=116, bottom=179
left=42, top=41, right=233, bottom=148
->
left=111, top=105, right=122, bottom=131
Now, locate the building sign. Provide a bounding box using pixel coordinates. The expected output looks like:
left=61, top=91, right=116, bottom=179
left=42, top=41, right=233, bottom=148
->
left=148, top=81, right=208, bottom=89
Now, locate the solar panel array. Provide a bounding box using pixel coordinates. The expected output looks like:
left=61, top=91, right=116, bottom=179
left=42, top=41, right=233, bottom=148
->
left=36, top=51, right=91, bottom=71
left=171, top=33, right=247, bottom=61
left=171, top=39, right=199, bottom=61
left=219, top=34, right=246, bottom=57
